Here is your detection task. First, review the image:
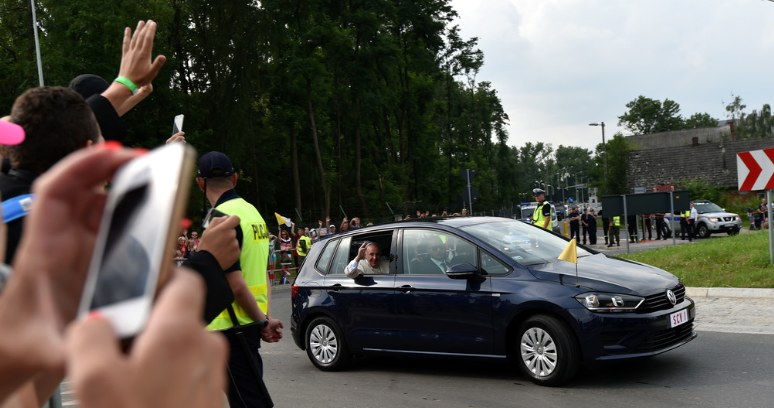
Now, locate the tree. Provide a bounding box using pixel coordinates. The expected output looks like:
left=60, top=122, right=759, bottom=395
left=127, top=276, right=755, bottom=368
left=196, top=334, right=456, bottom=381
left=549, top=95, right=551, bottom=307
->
left=618, top=95, right=684, bottom=134
left=684, top=112, right=717, bottom=129
left=604, top=133, right=631, bottom=194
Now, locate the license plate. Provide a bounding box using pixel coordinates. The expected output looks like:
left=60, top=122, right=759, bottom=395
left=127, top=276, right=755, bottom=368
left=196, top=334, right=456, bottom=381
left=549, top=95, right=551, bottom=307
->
left=669, top=308, right=689, bottom=328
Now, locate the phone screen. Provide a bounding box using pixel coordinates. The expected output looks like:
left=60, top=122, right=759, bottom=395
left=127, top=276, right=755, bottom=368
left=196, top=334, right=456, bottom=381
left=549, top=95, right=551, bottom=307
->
left=172, top=114, right=184, bottom=134
left=90, top=182, right=150, bottom=309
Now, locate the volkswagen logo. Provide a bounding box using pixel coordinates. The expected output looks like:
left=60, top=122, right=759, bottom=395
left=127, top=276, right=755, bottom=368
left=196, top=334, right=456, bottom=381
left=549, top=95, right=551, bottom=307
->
left=666, top=289, right=677, bottom=306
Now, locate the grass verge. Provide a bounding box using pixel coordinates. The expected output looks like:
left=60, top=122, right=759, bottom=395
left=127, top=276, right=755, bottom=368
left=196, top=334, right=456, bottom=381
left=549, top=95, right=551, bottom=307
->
left=618, top=230, right=774, bottom=288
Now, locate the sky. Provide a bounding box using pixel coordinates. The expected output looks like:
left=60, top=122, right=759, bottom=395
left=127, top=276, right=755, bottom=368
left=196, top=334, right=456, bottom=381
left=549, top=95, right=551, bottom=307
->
left=450, top=0, right=774, bottom=153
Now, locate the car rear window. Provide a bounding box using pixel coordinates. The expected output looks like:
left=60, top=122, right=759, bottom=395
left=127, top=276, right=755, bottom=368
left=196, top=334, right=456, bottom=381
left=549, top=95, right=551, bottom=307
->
left=315, top=238, right=339, bottom=274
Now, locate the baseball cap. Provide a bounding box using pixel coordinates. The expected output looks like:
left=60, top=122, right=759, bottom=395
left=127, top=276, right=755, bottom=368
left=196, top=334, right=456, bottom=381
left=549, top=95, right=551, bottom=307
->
left=198, top=151, right=234, bottom=178
left=0, top=120, right=25, bottom=145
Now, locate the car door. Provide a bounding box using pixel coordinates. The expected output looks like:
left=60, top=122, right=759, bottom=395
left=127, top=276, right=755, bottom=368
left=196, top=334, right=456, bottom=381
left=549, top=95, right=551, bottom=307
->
left=321, top=233, right=396, bottom=351
left=390, top=228, right=495, bottom=356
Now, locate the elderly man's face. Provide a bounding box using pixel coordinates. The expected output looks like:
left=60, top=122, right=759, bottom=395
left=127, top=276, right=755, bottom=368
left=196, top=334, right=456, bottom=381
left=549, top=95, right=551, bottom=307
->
left=365, top=244, right=380, bottom=268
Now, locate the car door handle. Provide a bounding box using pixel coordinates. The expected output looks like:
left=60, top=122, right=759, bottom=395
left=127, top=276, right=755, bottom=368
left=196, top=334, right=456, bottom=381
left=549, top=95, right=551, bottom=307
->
left=399, top=285, right=413, bottom=293
left=330, top=283, right=343, bottom=291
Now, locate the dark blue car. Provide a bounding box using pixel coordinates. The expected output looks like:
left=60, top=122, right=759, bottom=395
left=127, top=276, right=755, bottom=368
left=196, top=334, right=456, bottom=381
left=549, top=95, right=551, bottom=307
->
left=290, top=217, right=696, bottom=386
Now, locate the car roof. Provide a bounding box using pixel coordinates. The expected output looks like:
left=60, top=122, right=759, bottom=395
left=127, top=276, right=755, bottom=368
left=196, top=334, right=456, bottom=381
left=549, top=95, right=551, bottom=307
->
left=331, top=216, right=510, bottom=236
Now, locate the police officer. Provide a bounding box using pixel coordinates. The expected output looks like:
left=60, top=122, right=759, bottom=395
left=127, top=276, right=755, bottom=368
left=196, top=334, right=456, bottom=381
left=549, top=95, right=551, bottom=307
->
left=295, top=228, right=312, bottom=268
left=531, top=188, right=552, bottom=230
left=608, top=215, right=621, bottom=247
left=196, top=151, right=283, bottom=408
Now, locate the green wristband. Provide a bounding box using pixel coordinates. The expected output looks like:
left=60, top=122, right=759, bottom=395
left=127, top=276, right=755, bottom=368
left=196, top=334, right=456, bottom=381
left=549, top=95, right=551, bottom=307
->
left=114, top=76, right=139, bottom=94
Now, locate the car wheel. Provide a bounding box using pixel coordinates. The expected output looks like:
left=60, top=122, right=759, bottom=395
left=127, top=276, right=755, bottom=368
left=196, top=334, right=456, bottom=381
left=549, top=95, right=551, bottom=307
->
left=515, top=315, right=580, bottom=386
left=305, top=316, right=351, bottom=371
left=696, top=223, right=710, bottom=239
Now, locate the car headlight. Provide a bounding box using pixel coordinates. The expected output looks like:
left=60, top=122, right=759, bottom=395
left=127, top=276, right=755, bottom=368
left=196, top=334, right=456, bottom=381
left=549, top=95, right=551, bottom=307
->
left=575, top=293, right=644, bottom=312
left=708, top=217, right=719, bottom=222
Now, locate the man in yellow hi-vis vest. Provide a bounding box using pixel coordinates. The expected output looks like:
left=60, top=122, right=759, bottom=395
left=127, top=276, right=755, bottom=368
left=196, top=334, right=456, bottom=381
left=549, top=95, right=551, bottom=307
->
left=196, top=151, right=282, bottom=408
left=531, top=188, right=552, bottom=230
left=607, top=215, right=621, bottom=247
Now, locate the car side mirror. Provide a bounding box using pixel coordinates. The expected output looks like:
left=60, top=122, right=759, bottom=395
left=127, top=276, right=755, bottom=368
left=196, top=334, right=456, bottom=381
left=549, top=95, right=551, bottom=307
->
left=446, top=263, right=482, bottom=280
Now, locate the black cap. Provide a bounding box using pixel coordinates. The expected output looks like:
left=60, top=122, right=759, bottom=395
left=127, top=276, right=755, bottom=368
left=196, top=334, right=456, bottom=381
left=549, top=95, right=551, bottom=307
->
left=198, top=151, right=234, bottom=178
left=532, top=188, right=545, bottom=196
left=69, top=74, right=126, bottom=141
left=69, top=74, right=109, bottom=98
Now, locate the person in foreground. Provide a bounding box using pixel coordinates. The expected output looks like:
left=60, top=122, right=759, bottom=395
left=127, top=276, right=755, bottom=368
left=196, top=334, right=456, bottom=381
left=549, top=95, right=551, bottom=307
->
left=0, top=144, right=236, bottom=407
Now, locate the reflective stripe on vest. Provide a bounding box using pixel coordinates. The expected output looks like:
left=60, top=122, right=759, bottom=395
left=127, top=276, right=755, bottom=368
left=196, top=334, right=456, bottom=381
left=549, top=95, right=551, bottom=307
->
left=612, top=216, right=621, bottom=226
left=207, top=198, right=270, bottom=331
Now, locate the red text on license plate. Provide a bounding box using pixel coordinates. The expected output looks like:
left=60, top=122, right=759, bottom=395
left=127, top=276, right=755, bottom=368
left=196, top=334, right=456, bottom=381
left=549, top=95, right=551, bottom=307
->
left=669, top=308, right=689, bottom=328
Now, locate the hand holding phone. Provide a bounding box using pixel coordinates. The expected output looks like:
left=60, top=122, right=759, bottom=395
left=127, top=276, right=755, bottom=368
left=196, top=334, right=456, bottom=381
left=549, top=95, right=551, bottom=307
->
left=78, top=142, right=195, bottom=340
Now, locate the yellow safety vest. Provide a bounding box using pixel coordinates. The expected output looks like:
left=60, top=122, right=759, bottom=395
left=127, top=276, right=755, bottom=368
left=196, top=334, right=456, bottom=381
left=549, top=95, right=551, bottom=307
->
left=612, top=216, right=621, bottom=227
left=207, top=197, right=270, bottom=331
left=296, top=235, right=312, bottom=257
left=532, top=201, right=550, bottom=229
left=682, top=210, right=690, bottom=218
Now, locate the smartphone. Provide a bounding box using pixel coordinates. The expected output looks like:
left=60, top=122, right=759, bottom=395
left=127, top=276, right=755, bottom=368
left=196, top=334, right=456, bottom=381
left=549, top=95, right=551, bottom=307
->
left=78, top=142, right=196, bottom=339
left=172, top=114, right=184, bottom=135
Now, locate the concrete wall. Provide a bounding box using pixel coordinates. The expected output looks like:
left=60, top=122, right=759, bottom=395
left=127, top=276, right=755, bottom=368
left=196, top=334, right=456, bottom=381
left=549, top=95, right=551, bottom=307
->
left=626, top=125, right=732, bottom=150
left=627, top=134, right=774, bottom=190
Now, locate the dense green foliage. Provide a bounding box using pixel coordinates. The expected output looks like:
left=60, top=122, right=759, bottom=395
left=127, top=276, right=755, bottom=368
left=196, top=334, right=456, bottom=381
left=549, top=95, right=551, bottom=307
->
left=1, top=0, right=524, bottom=225
left=617, top=95, right=717, bottom=135
left=4, top=2, right=756, bottom=228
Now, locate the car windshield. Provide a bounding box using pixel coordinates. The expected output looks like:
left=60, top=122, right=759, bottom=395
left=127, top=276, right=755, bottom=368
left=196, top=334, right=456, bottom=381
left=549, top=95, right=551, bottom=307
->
left=458, top=219, right=592, bottom=266
left=695, top=202, right=723, bottom=213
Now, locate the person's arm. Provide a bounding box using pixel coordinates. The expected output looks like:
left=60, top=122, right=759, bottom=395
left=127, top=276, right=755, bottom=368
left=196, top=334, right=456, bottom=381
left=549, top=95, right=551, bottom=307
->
left=101, top=21, right=166, bottom=118
left=223, top=272, right=283, bottom=342
left=344, top=243, right=367, bottom=278
left=0, top=144, right=141, bottom=405
left=542, top=205, right=551, bottom=229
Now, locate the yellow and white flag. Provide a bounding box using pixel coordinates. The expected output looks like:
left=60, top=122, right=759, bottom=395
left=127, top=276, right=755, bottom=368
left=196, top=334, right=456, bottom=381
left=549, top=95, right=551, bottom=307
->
left=558, top=238, right=577, bottom=264
left=274, top=212, right=292, bottom=227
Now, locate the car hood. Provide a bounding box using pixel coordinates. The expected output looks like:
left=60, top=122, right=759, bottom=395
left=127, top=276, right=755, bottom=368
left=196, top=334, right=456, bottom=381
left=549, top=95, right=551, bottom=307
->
left=701, top=211, right=737, bottom=218
left=528, top=253, right=679, bottom=295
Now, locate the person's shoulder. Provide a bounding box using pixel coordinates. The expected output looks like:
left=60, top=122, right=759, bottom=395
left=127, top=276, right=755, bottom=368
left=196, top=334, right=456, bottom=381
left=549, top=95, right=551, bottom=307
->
left=0, top=173, right=33, bottom=198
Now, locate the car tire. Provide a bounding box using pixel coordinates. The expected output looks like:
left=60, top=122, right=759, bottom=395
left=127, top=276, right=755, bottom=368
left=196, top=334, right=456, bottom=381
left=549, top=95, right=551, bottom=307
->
left=515, top=315, right=580, bottom=386
left=696, top=223, right=710, bottom=239
left=305, top=316, right=351, bottom=371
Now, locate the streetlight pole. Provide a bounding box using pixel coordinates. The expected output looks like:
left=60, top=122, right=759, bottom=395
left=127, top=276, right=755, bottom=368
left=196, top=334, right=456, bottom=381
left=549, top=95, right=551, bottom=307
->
left=589, top=122, right=606, bottom=193
left=30, top=0, right=44, bottom=86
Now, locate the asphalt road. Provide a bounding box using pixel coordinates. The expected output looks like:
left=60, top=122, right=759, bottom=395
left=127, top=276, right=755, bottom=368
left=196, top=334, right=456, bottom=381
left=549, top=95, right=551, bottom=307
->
left=262, top=287, right=774, bottom=408
left=60, top=281, right=774, bottom=408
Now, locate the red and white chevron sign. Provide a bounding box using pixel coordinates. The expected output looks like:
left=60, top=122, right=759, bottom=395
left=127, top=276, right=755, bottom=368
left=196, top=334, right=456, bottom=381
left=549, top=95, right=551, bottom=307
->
left=737, top=148, right=774, bottom=191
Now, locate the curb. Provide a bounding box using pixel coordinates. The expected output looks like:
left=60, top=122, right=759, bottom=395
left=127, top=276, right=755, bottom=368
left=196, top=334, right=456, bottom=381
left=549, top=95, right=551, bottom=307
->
left=686, top=287, right=774, bottom=298
left=272, top=282, right=774, bottom=299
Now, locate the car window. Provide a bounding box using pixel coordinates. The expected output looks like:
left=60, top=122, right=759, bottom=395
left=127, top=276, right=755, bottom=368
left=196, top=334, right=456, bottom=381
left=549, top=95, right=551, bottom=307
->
left=402, top=229, right=476, bottom=275
left=328, top=237, right=352, bottom=276
left=459, top=218, right=591, bottom=266
left=481, top=251, right=510, bottom=275
left=315, top=238, right=339, bottom=274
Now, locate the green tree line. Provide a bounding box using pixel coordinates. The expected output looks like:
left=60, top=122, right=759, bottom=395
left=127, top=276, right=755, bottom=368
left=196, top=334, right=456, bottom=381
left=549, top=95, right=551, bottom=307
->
left=1, top=0, right=537, bottom=224
left=11, top=2, right=748, bottom=225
